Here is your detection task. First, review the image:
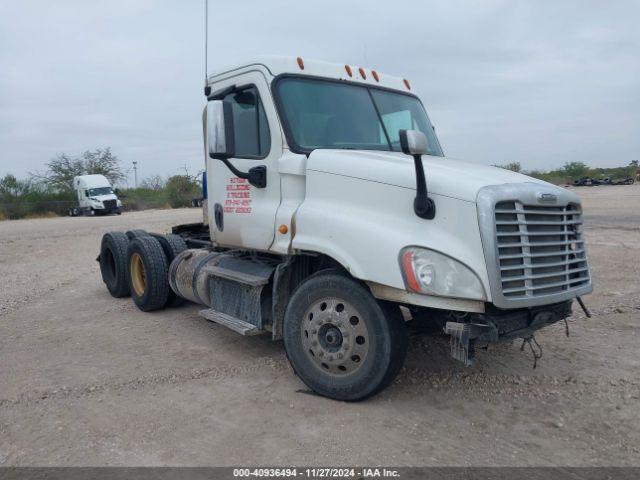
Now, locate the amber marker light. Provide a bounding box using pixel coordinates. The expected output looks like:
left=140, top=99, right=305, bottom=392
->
left=358, top=67, right=367, bottom=79
left=403, top=78, right=411, bottom=90
left=401, top=250, right=421, bottom=292
left=371, top=70, right=379, bottom=82
left=278, top=224, right=289, bottom=234
left=297, top=57, right=304, bottom=70
left=345, top=64, right=353, bottom=77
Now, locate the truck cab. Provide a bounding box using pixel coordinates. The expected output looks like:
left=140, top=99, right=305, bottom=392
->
left=99, top=56, right=592, bottom=401
left=203, top=56, right=591, bottom=306
left=72, top=174, right=122, bottom=216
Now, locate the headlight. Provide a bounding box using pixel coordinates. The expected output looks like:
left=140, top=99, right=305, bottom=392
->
left=400, top=247, right=486, bottom=300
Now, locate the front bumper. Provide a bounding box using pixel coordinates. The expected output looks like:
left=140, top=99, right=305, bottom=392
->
left=444, top=300, right=572, bottom=366
left=482, top=300, right=572, bottom=340
left=93, top=202, right=120, bottom=214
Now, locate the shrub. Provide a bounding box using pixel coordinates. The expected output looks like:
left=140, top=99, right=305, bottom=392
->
left=165, top=175, right=201, bottom=208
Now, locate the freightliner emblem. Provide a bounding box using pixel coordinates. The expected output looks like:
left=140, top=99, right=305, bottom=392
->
left=537, top=192, right=558, bottom=203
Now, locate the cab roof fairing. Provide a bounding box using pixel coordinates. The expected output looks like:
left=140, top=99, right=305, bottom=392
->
left=205, top=55, right=413, bottom=94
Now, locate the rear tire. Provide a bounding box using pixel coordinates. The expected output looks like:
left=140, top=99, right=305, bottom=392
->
left=283, top=273, right=408, bottom=401
left=127, top=236, right=170, bottom=312
left=126, top=229, right=149, bottom=240
left=150, top=233, right=188, bottom=307
left=99, top=232, right=131, bottom=298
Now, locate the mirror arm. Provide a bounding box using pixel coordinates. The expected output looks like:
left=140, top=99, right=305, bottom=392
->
left=412, top=154, right=435, bottom=220
left=206, top=83, right=252, bottom=101
left=207, top=84, right=235, bottom=101
left=219, top=158, right=267, bottom=189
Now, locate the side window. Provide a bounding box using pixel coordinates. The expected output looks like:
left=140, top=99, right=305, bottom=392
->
left=223, top=87, right=270, bottom=158
left=380, top=110, right=414, bottom=145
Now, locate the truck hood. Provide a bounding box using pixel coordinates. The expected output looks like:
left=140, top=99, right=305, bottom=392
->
left=306, top=150, right=552, bottom=203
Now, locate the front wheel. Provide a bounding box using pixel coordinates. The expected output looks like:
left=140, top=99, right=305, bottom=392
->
left=283, top=273, right=408, bottom=401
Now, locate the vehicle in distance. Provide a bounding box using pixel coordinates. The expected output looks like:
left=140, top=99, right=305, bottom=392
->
left=70, top=174, right=122, bottom=216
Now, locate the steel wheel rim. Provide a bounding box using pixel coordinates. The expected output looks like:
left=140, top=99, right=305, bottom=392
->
left=301, top=297, right=370, bottom=376
left=130, top=252, right=146, bottom=296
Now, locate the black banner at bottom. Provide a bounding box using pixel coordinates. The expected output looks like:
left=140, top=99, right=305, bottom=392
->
left=0, top=467, right=639, bottom=480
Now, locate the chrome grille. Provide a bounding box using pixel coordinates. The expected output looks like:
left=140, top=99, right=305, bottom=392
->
left=494, top=200, right=590, bottom=299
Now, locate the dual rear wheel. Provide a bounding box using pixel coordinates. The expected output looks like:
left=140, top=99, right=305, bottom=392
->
left=99, top=230, right=186, bottom=311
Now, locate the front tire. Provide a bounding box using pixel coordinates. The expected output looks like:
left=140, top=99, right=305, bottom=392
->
left=283, top=273, right=408, bottom=401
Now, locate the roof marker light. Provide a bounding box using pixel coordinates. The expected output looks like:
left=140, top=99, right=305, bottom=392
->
left=403, top=78, right=411, bottom=90
left=371, top=70, right=379, bottom=82
left=297, top=57, right=304, bottom=70
left=345, top=64, right=353, bottom=77
left=358, top=67, right=367, bottom=79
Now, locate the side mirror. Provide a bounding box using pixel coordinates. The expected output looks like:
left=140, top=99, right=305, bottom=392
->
left=207, top=100, right=235, bottom=159
left=399, top=129, right=435, bottom=220
left=205, top=98, right=267, bottom=189
left=399, top=129, right=428, bottom=156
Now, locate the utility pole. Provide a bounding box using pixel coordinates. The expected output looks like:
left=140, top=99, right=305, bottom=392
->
left=132, top=161, right=138, bottom=188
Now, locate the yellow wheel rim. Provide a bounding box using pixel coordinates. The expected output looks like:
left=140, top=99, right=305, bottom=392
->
left=130, top=252, right=146, bottom=297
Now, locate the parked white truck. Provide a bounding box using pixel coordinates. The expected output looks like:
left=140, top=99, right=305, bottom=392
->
left=70, top=174, right=122, bottom=216
left=97, top=56, right=592, bottom=400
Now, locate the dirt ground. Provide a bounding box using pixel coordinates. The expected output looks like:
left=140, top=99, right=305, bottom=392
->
left=0, top=185, right=639, bottom=467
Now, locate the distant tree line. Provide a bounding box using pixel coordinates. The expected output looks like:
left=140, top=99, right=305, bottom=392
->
left=1, top=147, right=637, bottom=221
left=0, top=148, right=202, bottom=220
left=495, top=160, right=638, bottom=185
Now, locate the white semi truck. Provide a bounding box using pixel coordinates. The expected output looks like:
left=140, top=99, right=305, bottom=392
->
left=70, top=174, right=122, bottom=216
left=97, top=57, right=592, bottom=400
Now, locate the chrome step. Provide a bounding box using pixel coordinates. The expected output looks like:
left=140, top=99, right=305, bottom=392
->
left=199, top=308, right=262, bottom=336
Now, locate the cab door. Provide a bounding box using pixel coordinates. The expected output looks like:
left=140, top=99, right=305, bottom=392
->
left=206, top=70, right=282, bottom=251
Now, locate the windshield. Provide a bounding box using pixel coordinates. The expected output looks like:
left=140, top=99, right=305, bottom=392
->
left=88, top=187, right=113, bottom=196
left=275, top=77, right=443, bottom=156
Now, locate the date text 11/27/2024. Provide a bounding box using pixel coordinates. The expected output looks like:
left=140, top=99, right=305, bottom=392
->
left=232, top=467, right=401, bottom=478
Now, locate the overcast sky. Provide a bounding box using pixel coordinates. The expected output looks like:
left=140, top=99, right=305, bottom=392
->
left=1, top=0, right=638, bottom=185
